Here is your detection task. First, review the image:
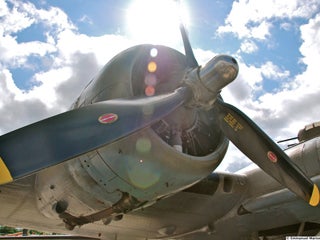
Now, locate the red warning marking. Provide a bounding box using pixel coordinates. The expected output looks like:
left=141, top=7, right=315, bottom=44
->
left=267, top=151, right=278, bottom=163
left=98, top=113, right=118, bottom=124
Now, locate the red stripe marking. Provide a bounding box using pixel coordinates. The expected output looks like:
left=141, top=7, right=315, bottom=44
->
left=98, top=113, right=118, bottom=124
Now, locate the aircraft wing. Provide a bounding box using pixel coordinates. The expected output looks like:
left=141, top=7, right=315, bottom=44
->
left=1, top=167, right=320, bottom=240
left=142, top=168, right=320, bottom=239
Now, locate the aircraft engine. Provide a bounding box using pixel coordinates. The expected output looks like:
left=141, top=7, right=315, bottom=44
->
left=78, top=44, right=228, bottom=157
left=34, top=45, right=230, bottom=229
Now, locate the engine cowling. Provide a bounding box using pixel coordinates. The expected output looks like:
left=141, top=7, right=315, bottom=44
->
left=74, top=44, right=226, bottom=157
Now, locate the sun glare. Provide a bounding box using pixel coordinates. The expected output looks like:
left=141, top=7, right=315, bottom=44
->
left=126, top=0, right=190, bottom=46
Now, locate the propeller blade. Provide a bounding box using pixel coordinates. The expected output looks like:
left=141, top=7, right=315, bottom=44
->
left=214, top=98, right=319, bottom=206
left=0, top=87, right=191, bottom=185
left=175, top=0, right=198, bottom=68
left=179, top=23, right=198, bottom=68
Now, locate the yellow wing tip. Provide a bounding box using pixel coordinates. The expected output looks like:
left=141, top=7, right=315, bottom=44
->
left=309, top=184, right=320, bottom=207
left=0, top=157, right=13, bottom=185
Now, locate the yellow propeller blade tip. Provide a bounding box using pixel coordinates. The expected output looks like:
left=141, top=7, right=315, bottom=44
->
left=309, top=184, right=320, bottom=207
left=0, top=157, right=13, bottom=185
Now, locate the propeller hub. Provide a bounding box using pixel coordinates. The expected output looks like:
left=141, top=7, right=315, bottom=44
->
left=184, top=55, right=238, bottom=109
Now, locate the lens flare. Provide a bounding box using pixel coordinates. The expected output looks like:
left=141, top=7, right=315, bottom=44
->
left=150, top=48, right=158, bottom=57
left=136, top=137, right=152, bottom=153
left=145, top=85, right=155, bottom=96
left=142, top=104, right=154, bottom=116
left=127, top=160, right=161, bottom=189
left=144, top=73, right=157, bottom=86
left=148, top=61, right=157, bottom=73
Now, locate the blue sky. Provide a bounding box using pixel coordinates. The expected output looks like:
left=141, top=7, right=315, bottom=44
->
left=1, top=0, right=320, bottom=171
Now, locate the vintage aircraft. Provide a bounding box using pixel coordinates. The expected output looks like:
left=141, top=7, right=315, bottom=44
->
left=0, top=10, right=320, bottom=240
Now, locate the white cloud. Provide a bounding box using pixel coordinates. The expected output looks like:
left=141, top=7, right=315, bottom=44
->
left=261, top=61, right=290, bottom=80
left=0, top=0, right=8, bottom=17
left=194, top=48, right=218, bottom=65
left=0, top=35, right=56, bottom=67
left=280, top=22, right=292, bottom=31
left=240, top=39, right=258, bottom=53
left=0, top=3, right=34, bottom=35
left=0, top=0, right=131, bottom=134
left=0, top=69, right=22, bottom=101
left=219, top=12, right=320, bottom=172
left=219, top=2, right=320, bottom=137
left=299, top=13, right=320, bottom=73
left=0, top=69, right=51, bottom=134
left=217, top=0, right=320, bottom=40
left=78, top=15, right=93, bottom=25
left=55, top=30, right=131, bottom=65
